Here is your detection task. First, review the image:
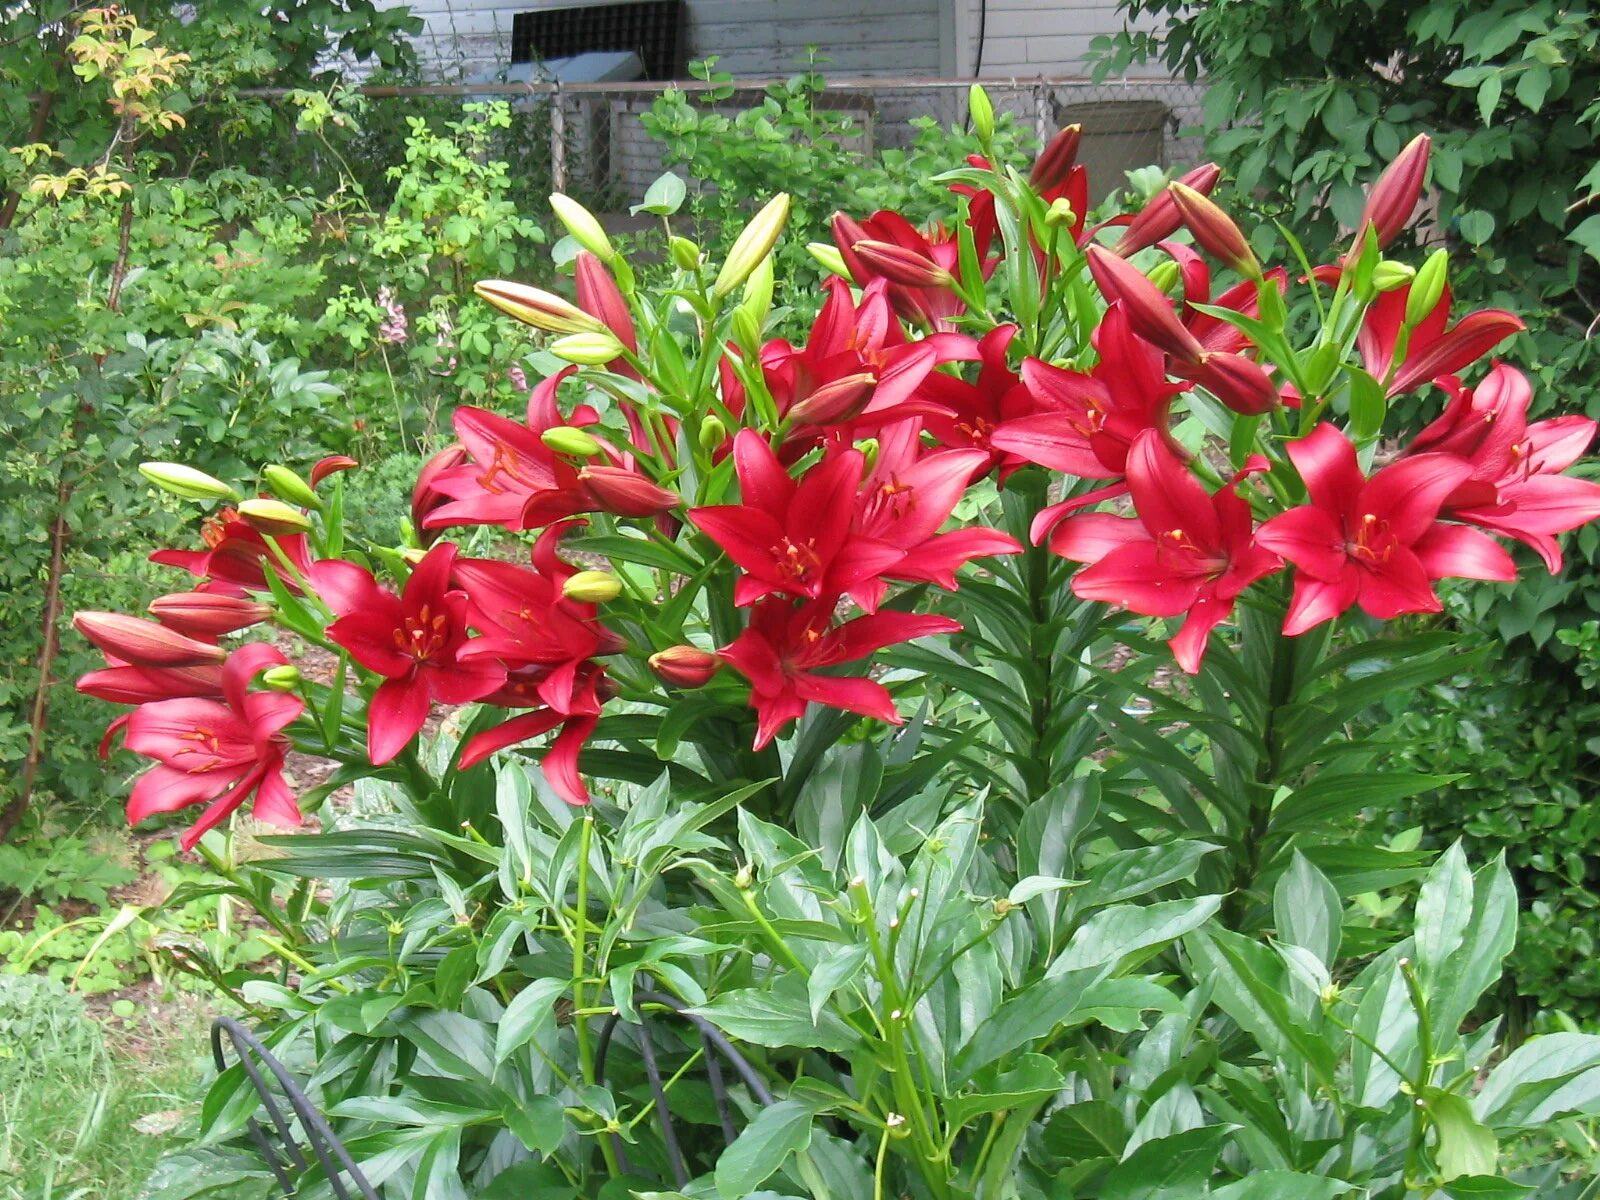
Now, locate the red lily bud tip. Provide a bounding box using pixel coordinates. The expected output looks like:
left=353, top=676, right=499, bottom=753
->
left=851, top=240, right=954, bottom=290
left=310, top=455, right=359, bottom=487
left=74, top=611, right=227, bottom=667
left=1168, top=181, right=1259, bottom=277
left=650, top=645, right=721, bottom=688
left=1030, top=124, right=1083, bottom=193
left=149, top=592, right=273, bottom=637
left=1356, top=133, right=1431, bottom=249
left=576, top=466, right=680, bottom=517
left=787, top=372, right=878, bottom=426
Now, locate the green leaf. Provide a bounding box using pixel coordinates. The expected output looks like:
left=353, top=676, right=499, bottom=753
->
left=1415, top=841, right=1472, bottom=988
left=580, top=532, right=701, bottom=574
left=1477, top=74, right=1503, bottom=125
left=807, top=943, right=868, bottom=1023
left=945, top=1054, right=1066, bottom=1128
left=1457, top=209, right=1496, bottom=245
left=330, top=1096, right=496, bottom=1126
left=1078, top=841, right=1221, bottom=909
left=1569, top=213, right=1600, bottom=266
left=1049, top=896, right=1223, bottom=977
left=1274, top=851, right=1340, bottom=965
left=1212, top=1172, right=1354, bottom=1198
left=502, top=1095, right=566, bottom=1156
left=1042, top=1099, right=1127, bottom=1161
left=1440, top=1177, right=1535, bottom=1198
left=495, top=977, right=568, bottom=1064
left=632, top=171, right=687, bottom=215
left=1100, top=1124, right=1231, bottom=1200
left=1473, top=1032, right=1600, bottom=1128
left=1429, top=1091, right=1498, bottom=1181
left=714, top=1100, right=814, bottom=1199
left=691, top=981, right=859, bottom=1053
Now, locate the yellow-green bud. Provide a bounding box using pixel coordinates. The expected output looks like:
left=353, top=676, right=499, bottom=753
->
left=729, top=307, right=762, bottom=353
left=969, top=84, right=995, bottom=146
left=262, top=465, right=321, bottom=511
left=473, top=279, right=606, bottom=335
left=698, top=415, right=728, bottom=452
left=138, top=462, right=240, bottom=503
left=734, top=863, right=754, bottom=890
left=540, top=426, right=603, bottom=457
left=399, top=546, right=427, bottom=565
left=261, top=665, right=302, bottom=692
left=1146, top=260, right=1182, bottom=295
left=1405, top=249, right=1449, bottom=326
left=549, top=193, right=617, bottom=263
left=668, top=235, right=702, bottom=272
left=1045, top=197, right=1077, bottom=228
left=712, top=193, right=791, bottom=300
left=236, top=498, right=313, bottom=537
left=807, top=242, right=851, bottom=279
left=550, top=331, right=626, bottom=365
left=1373, top=260, right=1416, bottom=294
left=562, top=570, right=622, bottom=603
left=855, top=437, right=880, bottom=471
left=741, top=253, right=775, bottom=325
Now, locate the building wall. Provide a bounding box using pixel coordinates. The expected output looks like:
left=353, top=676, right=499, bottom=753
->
left=384, top=0, right=1141, bottom=79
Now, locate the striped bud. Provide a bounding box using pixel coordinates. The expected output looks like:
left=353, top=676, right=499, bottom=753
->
left=1113, top=162, right=1223, bottom=257
left=309, top=456, right=359, bottom=487
left=549, top=193, right=617, bottom=263
left=474, top=280, right=606, bottom=335
left=808, top=241, right=851, bottom=279
left=74, top=611, right=226, bottom=668
left=1085, top=246, right=1204, bottom=364
left=713, top=193, right=791, bottom=299
left=262, top=465, right=321, bottom=511
left=852, top=240, right=955, bottom=289
left=562, top=570, right=622, bottom=603
left=649, top=645, right=720, bottom=688
left=1186, top=352, right=1280, bottom=415
left=1168, top=181, right=1259, bottom=277
left=139, top=462, right=240, bottom=503
left=576, top=466, right=680, bottom=516
left=1404, top=250, right=1448, bottom=326
left=787, top=372, right=878, bottom=426
left=149, top=592, right=272, bottom=637
left=237, top=498, right=313, bottom=537
left=1354, top=133, right=1430, bottom=250
left=551, top=331, right=627, bottom=365
left=1030, top=124, right=1083, bottom=193
left=541, top=426, right=603, bottom=457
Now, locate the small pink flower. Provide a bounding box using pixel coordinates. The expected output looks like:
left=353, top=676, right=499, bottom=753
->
left=376, top=286, right=408, bottom=345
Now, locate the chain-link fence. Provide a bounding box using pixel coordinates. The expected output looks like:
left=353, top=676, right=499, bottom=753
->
left=299, top=74, right=1204, bottom=220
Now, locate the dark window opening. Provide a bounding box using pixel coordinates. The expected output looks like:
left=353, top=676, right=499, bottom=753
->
left=510, top=2, right=686, bottom=80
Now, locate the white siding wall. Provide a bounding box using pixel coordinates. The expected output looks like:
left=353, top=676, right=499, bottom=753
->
left=961, top=0, right=1147, bottom=77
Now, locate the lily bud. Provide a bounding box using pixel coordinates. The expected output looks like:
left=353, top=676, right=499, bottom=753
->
left=807, top=241, right=851, bottom=279
left=399, top=546, right=428, bottom=566
left=968, top=84, right=995, bottom=146
left=1147, top=260, right=1182, bottom=295
left=1405, top=250, right=1449, bottom=325
left=562, top=570, right=622, bottom=603
left=698, top=415, right=728, bottom=452
left=1169, top=181, right=1259, bottom=278
left=1029, top=124, right=1083, bottom=194
left=1185, top=351, right=1281, bottom=415
left=309, top=455, right=359, bottom=487
left=1373, top=261, right=1417, bottom=293
left=669, top=235, right=702, bottom=271
left=1085, top=246, right=1205, bottom=364
left=237, top=498, right=313, bottom=537
left=1044, top=198, right=1078, bottom=228
left=651, top=645, right=720, bottom=687
left=730, top=307, right=763, bottom=353
left=787, top=372, right=878, bottom=426
left=851, top=240, right=954, bottom=290
left=149, top=592, right=272, bottom=637
left=262, top=465, right=321, bottom=511
left=855, top=437, right=880, bottom=471
left=576, top=466, right=680, bottom=517
left=139, top=462, right=240, bottom=503
left=574, top=252, right=638, bottom=354
left=549, top=193, right=617, bottom=263
left=261, top=664, right=302, bottom=692
left=713, top=193, right=791, bottom=299
left=1354, top=133, right=1431, bottom=250
left=541, top=426, right=603, bottom=458
left=1113, top=162, right=1223, bottom=257
left=474, top=280, right=606, bottom=335
left=413, top=445, right=466, bottom=546
left=551, top=331, right=627, bottom=365
left=740, top=254, right=775, bottom=333
left=74, top=611, right=226, bottom=668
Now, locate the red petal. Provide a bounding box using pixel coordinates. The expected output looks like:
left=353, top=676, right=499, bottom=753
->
left=1284, top=424, right=1365, bottom=517
left=367, top=676, right=430, bottom=765
left=1256, top=506, right=1346, bottom=581
left=1072, top=543, right=1200, bottom=617
left=1412, top=523, right=1516, bottom=582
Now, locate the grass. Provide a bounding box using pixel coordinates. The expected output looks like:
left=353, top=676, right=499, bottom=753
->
left=0, top=975, right=211, bottom=1200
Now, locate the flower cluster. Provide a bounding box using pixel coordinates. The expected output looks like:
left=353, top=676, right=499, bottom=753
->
left=78, top=124, right=1599, bottom=851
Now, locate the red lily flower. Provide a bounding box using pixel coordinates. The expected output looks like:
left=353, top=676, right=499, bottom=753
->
left=1162, top=242, right=1289, bottom=357
left=151, top=508, right=314, bottom=597
left=1354, top=284, right=1524, bottom=397
left=310, top=456, right=360, bottom=487
left=118, top=643, right=303, bottom=850
left=413, top=445, right=467, bottom=546
left=1256, top=424, right=1512, bottom=635
left=991, top=304, right=1185, bottom=482
left=849, top=421, right=1022, bottom=610
left=321, top=544, right=506, bottom=764
left=718, top=599, right=961, bottom=749
left=833, top=208, right=996, bottom=331
left=1410, top=364, right=1600, bottom=571
left=920, top=325, right=1039, bottom=478
left=690, top=431, right=904, bottom=607
left=1049, top=430, right=1283, bottom=672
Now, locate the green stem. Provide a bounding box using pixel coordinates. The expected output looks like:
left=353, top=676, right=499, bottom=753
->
left=570, top=814, right=622, bottom=1179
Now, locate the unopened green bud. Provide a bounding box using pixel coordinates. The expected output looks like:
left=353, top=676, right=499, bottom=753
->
left=236, top=498, right=313, bottom=537
left=730, top=307, right=762, bottom=353
left=668, top=235, right=702, bottom=272
left=541, top=426, right=603, bottom=457
left=550, top=331, right=626, bottom=365
left=549, top=193, right=616, bottom=263
left=713, top=193, right=791, bottom=300
left=1372, top=260, right=1416, bottom=294
left=741, top=253, right=775, bottom=324
left=734, top=863, right=754, bottom=890
left=969, top=84, right=995, bottom=147
left=1146, top=260, right=1182, bottom=295
left=261, top=665, right=302, bottom=692
left=698, top=415, right=728, bottom=452
left=1045, top=197, right=1077, bottom=228
left=262, top=465, right=321, bottom=511
left=1405, top=249, right=1449, bottom=326
left=807, top=241, right=850, bottom=279
left=562, top=570, right=622, bottom=604
left=139, top=462, right=240, bottom=503
left=855, top=437, right=880, bottom=471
